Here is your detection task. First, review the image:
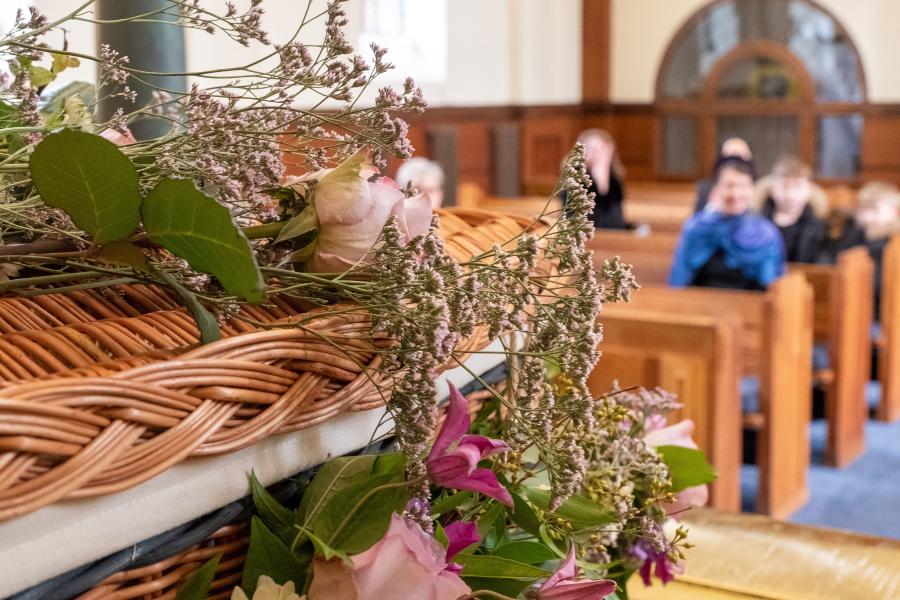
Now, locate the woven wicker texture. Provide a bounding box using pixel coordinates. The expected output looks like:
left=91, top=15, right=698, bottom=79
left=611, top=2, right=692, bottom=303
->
left=0, top=209, right=544, bottom=523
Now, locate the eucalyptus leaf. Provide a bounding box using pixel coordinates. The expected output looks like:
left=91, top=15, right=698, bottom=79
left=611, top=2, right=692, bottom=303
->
left=30, top=129, right=141, bottom=244
left=250, top=471, right=295, bottom=545
left=656, top=445, right=717, bottom=492
left=142, top=178, right=266, bottom=303
left=174, top=554, right=220, bottom=600
left=241, top=517, right=307, bottom=596
left=524, top=487, right=616, bottom=528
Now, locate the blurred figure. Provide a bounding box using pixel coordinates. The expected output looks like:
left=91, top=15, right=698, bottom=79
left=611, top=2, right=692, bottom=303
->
left=857, top=181, right=900, bottom=317
left=396, top=157, right=445, bottom=210
left=694, top=137, right=756, bottom=213
left=759, top=157, right=828, bottom=263
left=563, top=129, right=628, bottom=229
left=670, top=156, right=784, bottom=290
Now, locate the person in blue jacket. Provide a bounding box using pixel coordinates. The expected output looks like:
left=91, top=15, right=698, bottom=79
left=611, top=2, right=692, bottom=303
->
left=670, top=156, right=785, bottom=290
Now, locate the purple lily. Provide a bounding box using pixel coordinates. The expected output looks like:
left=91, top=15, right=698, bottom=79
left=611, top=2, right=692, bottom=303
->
left=427, top=383, right=513, bottom=506
left=442, top=520, right=481, bottom=574
left=631, top=539, right=681, bottom=586
left=538, top=545, right=617, bottom=600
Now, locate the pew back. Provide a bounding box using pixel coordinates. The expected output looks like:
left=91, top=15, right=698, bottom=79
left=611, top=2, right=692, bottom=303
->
left=615, top=274, right=813, bottom=517
left=592, top=307, right=742, bottom=511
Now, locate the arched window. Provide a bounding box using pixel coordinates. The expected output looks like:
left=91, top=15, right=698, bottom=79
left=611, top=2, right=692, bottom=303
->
left=656, top=0, right=865, bottom=180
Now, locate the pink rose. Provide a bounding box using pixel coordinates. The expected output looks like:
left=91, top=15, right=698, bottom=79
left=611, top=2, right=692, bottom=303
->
left=99, top=128, right=137, bottom=146
left=345, top=514, right=471, bottom=600
left=644, top=419, right=709, bottom=514
left=303, top=148, right=432, bottom=273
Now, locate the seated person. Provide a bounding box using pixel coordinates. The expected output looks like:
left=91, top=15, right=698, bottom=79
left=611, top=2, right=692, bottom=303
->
left=694, top=137, right=756, bottom=213
left=856, top=181, right=900, bottom=320
left=759, top=157, right=828, bottom=264
left=819, top=206, right=867, bottom=264
left=396, top=157, right=445, bottom=210
left=562, top=128, right=628, bottom=229
left=670, top=156, right=785, bottom=290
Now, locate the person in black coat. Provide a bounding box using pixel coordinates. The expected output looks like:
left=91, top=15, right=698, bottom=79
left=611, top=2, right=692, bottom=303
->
left=694, top=137, right=756, bottom=213
left=760, top=157, right=828, bottom=264
left=562, top=129, right=628, bottom=229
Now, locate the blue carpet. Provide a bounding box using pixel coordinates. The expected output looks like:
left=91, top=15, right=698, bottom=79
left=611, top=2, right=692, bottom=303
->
left=741, top=417, right=900, bottom=539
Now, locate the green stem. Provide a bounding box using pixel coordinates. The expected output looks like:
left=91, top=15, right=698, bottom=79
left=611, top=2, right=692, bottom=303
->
left=242, top=220, right=287, bottom=239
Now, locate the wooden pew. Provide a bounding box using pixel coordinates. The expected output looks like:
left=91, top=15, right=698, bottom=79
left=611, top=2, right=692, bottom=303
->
left=877, top=236, right=900, bottom=422
left=792, top=248, right=873, bottom=466
left=590, top=308, right=742, bottom=512
left=619, top=274, right=814, bottom=518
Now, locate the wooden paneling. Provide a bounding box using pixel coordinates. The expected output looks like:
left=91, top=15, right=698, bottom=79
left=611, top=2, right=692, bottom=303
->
left=390, top=102, right=900, bottom=199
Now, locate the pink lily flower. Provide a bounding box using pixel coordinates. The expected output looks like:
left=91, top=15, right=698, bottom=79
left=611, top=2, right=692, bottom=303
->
left=538, top=545, right=617, bottom=599
left=427, top=383, right=513, bottom=506
left=442, top=520, right=480, bottom=574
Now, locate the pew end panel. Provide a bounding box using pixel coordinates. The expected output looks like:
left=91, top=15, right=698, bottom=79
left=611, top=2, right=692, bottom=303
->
left=878, top=235, right=900, bottom=422
left=792, top=248, right=873, bottom=467
left=592, top=308, right=742, bottom=512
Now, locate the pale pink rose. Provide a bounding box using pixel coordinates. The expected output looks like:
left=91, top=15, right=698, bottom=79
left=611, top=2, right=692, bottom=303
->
left=99, top=128, right=137, bottom=146
left=644, top=419, right=710, bottom=514
left=348, top=514, right=471, bottom=600
left=302, top=148, right=432, bottom=273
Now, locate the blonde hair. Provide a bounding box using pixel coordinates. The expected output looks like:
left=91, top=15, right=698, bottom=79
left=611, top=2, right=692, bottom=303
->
left=577, top=128, right=625, bottom=180
left=857, top=181, right=899, bottom=208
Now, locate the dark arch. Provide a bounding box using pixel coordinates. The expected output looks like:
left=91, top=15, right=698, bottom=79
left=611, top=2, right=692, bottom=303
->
left=654, top=0, right=867, bottom=104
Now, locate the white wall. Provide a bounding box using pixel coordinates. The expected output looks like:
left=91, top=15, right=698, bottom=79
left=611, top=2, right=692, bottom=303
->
left=609, top=0, right=900, bottom=103
left=26, top=0, right=581, bottom=108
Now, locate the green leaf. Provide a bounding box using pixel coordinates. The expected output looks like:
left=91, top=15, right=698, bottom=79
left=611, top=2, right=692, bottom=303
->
left=174, top=554, right=220, bottom=600
left=157, top=269, right=221, bottom=345
left=656, top=445, right=717, bottom=492
left=242, top=517, right=306, bottom=596
left=307, top=530, right=350, bottom=563
left=28, top=65, right=55, bottom=87
left=493, top=541, right=557, bottom=564
left=477, top=503, right=507, bottom=540
left=312, top=473, right=409, bottom=553
left=142, top=178, right=266, bottom=303
left=298, top=456, right=378, bottom=527
left=510, top=491, right=542, bottom=537
left=457, top=554, right=550, bottom=579
left=431, top=490, right=473, bottom=516
left=30, top=129, right=141, bottom=244
left=525, top=487, right=616, bottom=528
left=274, top=204, right=318, bottom=244
left=250, top=472, right=295, bottom=545
left=94, top=241, right=149, bottom=272
left=51, top=53, right=80, bottom=74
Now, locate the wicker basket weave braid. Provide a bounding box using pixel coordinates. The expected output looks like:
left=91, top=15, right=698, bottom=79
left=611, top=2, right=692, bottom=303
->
left=0, top=209, right=548, bottom=526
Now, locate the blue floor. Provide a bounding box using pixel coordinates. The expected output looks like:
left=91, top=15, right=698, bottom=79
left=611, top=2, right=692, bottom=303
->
left=740, top=415, right=900, bottom=539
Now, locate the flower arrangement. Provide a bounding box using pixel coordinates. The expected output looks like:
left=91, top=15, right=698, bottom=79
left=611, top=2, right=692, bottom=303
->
left=0, top=2, right=715, bottom=599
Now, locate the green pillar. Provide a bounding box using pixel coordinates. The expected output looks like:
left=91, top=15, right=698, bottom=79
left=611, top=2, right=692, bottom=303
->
left=95, top=0, right=186, bottom=140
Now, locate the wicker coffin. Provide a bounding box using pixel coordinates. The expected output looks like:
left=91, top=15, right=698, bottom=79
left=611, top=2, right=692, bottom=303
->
left=0, top=209, right=544, bottom=599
